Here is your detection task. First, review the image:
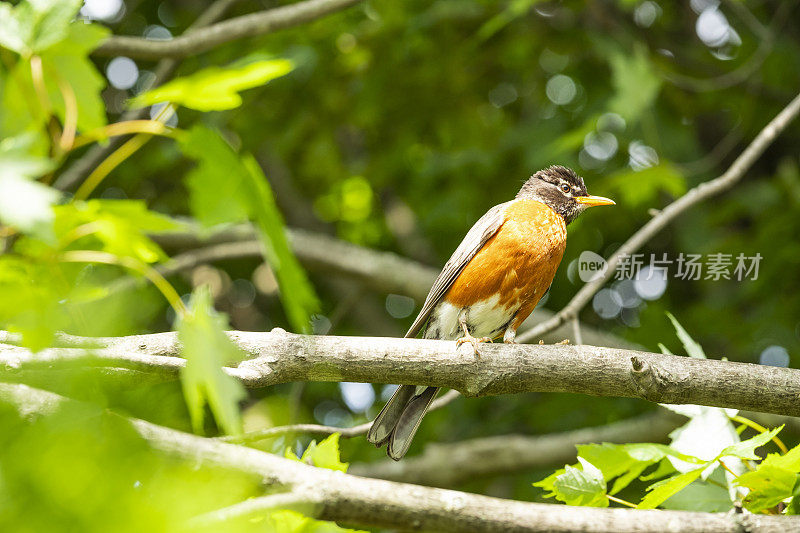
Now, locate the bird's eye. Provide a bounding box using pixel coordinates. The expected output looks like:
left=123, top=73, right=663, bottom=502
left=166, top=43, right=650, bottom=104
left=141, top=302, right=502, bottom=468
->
left=560, top=183, right=570, bottom=194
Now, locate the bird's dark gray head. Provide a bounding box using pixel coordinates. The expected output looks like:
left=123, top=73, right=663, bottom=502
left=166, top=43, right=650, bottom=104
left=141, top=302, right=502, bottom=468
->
left=516, top=165, right=614, bottom=224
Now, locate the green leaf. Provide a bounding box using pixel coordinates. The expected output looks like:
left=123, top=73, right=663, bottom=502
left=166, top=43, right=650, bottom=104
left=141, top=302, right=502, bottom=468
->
left=241, top=155, right=319, bottom=334
left=40, top=22, right=110, bottom=132
left=665, top=312, right=705, bottom=359
left=787, top=477, right=800, bottom=515
left=0, top=175, right=59, bottom=238
left=0, top=3, right=28, bottom=54
left=765, top=443, right=800, bottom=471
left=551, top=459, right=608, bottom=507
left=267, top=510, right=364, bottom=533
left=577, top=443, right=647, bottom=494
left=0, top=0, right=82, bottom=54
left=0, top=134, right=59, bottom=238
left=658, top=343, right=674, bottom=355
left=179, top=125, right=252, bottom=227
left=735, top=439, right=799, bottom=512
left=0, top=21, right=108, bottom=137
left=286, top=434, right=349, bottom=472
left=718, top=426, right=783, bottom=461
left=605, top=164, right=686, bottom=209
left=660, top=479, right=733, bottom=512
left=639, top=458, right=677, bottom=481
left=576, top=442, right=703, bottom=495
left=131, top=59, right=294, bottom=111
left=638, top=467, right=705, bottom=509
left=0, top=62, right=45, bottom=138
left=607, top=45, right=661, bottom=124
left=738, top=465, right=797, bottom=513
left=53, top=200, right=177, bottom=263
left=177, top=286, right=247, bottom=435
left=533, top=468, right=565, bottom=495
left=179, top=125, right=319, bottom=333
left=0, top=256, right=67, bottom=350
left=29, top=0, right=83, bottom=52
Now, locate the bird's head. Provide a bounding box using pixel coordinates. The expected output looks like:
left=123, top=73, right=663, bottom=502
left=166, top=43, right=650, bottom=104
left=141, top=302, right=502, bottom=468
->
left=516, top=165, right=615, bottom=224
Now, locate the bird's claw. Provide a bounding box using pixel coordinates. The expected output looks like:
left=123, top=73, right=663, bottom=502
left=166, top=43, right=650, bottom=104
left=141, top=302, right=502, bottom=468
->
left=456, top=334, right=492, bottom=356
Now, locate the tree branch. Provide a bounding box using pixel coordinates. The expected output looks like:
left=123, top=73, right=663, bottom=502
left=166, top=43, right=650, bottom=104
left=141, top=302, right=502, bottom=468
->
left=3, top=330, right=800, bottom=418
left=518, top=90, right=800, bottom=343
left=350, top=411, right=684, bottom=487
left=1, top=383, right=795, bottom=533
left=93, top=0, right=364, bottom=60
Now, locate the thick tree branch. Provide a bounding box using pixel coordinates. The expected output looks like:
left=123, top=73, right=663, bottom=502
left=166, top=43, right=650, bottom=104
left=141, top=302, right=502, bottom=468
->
left=350, top=411, right=684, bottom=487
left=1, top=383, right=795, bottom=533
left=93, top=0, right=364, bottom=59
left=3, top=330, right=800, bottom=418
left=519, top=90, right=800, bottom=343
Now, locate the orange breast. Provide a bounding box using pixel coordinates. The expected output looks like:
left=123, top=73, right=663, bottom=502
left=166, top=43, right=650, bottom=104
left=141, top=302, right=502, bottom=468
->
left=444, top=199, right=567, bottom=327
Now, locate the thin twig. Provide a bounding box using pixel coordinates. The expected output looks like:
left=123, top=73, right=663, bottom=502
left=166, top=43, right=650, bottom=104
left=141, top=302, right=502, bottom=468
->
left=718, top=459, right=740, bottom=479
left=70, top=120, right=176, bottom=150
left=93, top=0, right=364, bottom=59
left=607, top=495, right=637, bottom=508
left=517, top=90, right=800, bottom=344
left=55, top=72, right=78, bottom=153
left=188, top=492, right=321, bottom=527
left=221, top=389, right=461, bottom=444
left=72, top=104, right=174, bottom=200
left=571, top=316, right=583, bottom=345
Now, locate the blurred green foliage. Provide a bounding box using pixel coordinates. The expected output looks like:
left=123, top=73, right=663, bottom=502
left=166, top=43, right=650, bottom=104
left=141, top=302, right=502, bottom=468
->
left=1, top=0, right=800, bottom=529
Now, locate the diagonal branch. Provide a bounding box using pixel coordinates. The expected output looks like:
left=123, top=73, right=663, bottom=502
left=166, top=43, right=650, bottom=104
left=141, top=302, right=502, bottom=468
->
left=518, top=90, right=800, bottom=343
left=1, top=382, right=796, bottom=533
left=3, top=330, right=800, bottom=418
left=93, top=0, right=364, bottom=59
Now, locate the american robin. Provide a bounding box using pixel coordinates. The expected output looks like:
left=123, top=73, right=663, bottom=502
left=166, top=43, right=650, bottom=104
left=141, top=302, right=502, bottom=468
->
left=366, top=165, right=614, bottom=460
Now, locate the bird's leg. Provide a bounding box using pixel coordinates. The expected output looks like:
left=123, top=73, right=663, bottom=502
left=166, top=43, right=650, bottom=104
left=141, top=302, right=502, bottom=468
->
left=455, top=314, right=492, bottom=355
left=503, top=327, right=517, bottom=344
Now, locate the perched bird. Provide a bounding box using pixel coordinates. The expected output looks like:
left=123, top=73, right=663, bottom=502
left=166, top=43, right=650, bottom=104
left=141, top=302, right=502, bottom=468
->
left=366, top=166, right=614, bottom=460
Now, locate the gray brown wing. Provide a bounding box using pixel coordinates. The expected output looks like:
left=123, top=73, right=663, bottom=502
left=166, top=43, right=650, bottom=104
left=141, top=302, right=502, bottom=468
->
left=405, top=201, right=510, bottom=338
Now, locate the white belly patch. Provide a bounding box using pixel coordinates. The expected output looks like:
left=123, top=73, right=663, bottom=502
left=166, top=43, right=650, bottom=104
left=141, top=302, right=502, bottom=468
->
left=424, top=295, right=517, bottom=341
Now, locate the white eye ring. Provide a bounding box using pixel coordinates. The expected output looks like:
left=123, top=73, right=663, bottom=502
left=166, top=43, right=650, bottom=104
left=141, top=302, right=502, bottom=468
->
left=560, top=183, right=570, bottom=193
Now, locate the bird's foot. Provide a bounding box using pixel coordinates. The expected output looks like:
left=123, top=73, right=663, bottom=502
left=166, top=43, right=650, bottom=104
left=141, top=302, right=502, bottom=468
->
left=456, top=333, right=492, bottom=356
left=504, top=339, right=517, bottom=344
left=556, top=339, right=570, bottom=345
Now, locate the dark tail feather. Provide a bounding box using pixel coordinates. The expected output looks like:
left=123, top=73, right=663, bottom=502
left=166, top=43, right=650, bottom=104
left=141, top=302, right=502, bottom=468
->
left=367, top=385, right=439, bottom=461
left=366, top=385, right=416, bottom=446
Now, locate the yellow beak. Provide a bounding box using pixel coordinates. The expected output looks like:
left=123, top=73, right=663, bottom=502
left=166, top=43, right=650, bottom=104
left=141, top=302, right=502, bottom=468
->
left=576, top=195, right=615, bottom=207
